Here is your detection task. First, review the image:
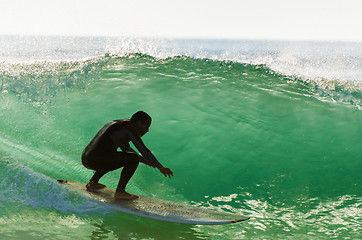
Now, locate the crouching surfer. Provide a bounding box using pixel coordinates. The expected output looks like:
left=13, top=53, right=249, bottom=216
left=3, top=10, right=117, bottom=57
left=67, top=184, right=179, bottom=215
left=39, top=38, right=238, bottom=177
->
left=82, top=111, right=173, bottom=200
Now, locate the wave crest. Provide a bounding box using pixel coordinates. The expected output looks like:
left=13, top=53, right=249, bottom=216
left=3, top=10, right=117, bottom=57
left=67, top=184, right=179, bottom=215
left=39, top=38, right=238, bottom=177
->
left=0, top=57, right=106, bottom=105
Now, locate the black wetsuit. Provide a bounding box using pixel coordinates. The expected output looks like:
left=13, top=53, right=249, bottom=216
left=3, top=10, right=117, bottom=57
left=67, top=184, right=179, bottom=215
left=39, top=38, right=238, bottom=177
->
left=82, top=119, right=163, bottom=172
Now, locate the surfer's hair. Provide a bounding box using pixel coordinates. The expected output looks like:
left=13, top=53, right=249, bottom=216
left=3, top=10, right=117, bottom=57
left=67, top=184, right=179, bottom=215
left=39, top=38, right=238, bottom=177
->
left=131, top=111, right=151, bottom=123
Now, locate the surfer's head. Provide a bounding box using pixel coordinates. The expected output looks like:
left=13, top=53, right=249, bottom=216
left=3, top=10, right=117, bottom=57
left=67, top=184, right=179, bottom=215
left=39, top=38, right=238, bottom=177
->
left=131, top=111, right=152, bottom=136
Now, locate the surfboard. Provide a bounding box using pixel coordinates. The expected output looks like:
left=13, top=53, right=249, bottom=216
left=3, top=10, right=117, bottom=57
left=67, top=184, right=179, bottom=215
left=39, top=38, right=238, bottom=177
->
left=57, top=180, right=249, bottom=225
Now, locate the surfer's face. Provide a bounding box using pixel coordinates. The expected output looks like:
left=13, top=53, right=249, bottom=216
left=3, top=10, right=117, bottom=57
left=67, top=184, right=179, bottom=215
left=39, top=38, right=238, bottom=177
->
left=135, top=118, right=151, bottom=136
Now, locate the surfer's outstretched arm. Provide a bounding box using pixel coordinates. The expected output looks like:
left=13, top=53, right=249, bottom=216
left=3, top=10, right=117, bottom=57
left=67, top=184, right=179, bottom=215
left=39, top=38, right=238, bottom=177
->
left=118, top=118, right=173, bottom=178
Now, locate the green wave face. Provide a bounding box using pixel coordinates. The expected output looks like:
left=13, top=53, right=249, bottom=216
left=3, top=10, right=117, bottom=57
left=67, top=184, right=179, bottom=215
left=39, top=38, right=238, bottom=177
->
left=0, top=51, right=361, bottom=239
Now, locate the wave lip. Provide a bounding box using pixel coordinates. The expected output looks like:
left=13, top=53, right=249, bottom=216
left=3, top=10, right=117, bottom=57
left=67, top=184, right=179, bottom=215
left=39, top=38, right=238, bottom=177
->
left=1, top=36, right=362, bottom=109
left=1, top=50, right=361, bottom=109
left=0, top=57, right=106, bottom=105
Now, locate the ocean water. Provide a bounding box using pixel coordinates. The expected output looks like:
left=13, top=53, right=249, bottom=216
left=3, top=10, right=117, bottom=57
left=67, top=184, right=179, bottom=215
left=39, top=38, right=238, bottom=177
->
left=0, top=36, right=361, bottom=239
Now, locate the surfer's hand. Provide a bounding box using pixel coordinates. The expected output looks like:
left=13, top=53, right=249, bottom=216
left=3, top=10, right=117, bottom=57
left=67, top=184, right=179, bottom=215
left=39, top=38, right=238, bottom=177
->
left=160, top=167, right=173, bottom=178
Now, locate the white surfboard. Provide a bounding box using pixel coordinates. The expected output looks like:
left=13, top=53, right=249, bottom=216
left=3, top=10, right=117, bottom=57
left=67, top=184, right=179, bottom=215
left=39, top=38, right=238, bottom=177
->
left=58, top=180, right=249, bottom=225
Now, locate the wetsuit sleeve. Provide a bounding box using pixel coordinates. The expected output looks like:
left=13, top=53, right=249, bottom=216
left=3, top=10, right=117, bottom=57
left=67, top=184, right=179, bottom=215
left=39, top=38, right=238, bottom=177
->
left=119, top=142, right=153, bottom=165
left=127, top=129, right=164, bottom=169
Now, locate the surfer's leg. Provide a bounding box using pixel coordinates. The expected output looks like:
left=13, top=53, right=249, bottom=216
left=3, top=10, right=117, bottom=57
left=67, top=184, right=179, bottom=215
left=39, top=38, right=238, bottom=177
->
left=112, top=154, right=140, bottom=200
left=116, top=157, right=139, bottom=193
left=83, top=152, right=140, bottom=195
left=90, top=171, right=108, bottom=182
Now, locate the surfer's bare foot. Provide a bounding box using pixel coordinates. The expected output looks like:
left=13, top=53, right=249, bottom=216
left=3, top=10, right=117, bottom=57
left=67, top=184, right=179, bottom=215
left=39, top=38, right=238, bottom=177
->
left=114, top=192, right=139, bottom=201
left=86, top=181, right=106, bottom=190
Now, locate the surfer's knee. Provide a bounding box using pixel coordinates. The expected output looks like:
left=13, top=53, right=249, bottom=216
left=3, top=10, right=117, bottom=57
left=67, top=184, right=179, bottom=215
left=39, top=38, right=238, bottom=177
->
left=124, top=157, right=140, bottom=168
left=132, top=159, right=140, bottom=167
left=129, top=152, right=142, bottom=165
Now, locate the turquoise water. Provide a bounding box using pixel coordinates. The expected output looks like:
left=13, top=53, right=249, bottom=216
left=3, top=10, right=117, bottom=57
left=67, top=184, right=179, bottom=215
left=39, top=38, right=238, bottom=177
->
left=0, top=36, right=361, bottom=239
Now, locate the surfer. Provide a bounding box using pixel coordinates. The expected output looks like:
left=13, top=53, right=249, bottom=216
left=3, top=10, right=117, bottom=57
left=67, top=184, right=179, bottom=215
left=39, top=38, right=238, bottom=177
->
left=82, top=111, right=173, bottom=200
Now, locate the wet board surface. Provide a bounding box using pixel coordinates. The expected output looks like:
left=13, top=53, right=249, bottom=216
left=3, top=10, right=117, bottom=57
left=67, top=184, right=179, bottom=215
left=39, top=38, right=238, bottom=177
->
left=58, top=180, right=249, bottom=225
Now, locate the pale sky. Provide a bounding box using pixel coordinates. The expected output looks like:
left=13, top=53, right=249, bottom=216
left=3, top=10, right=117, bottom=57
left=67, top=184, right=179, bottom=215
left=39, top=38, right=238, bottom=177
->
left=1, top=0, right=362, bottom=42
